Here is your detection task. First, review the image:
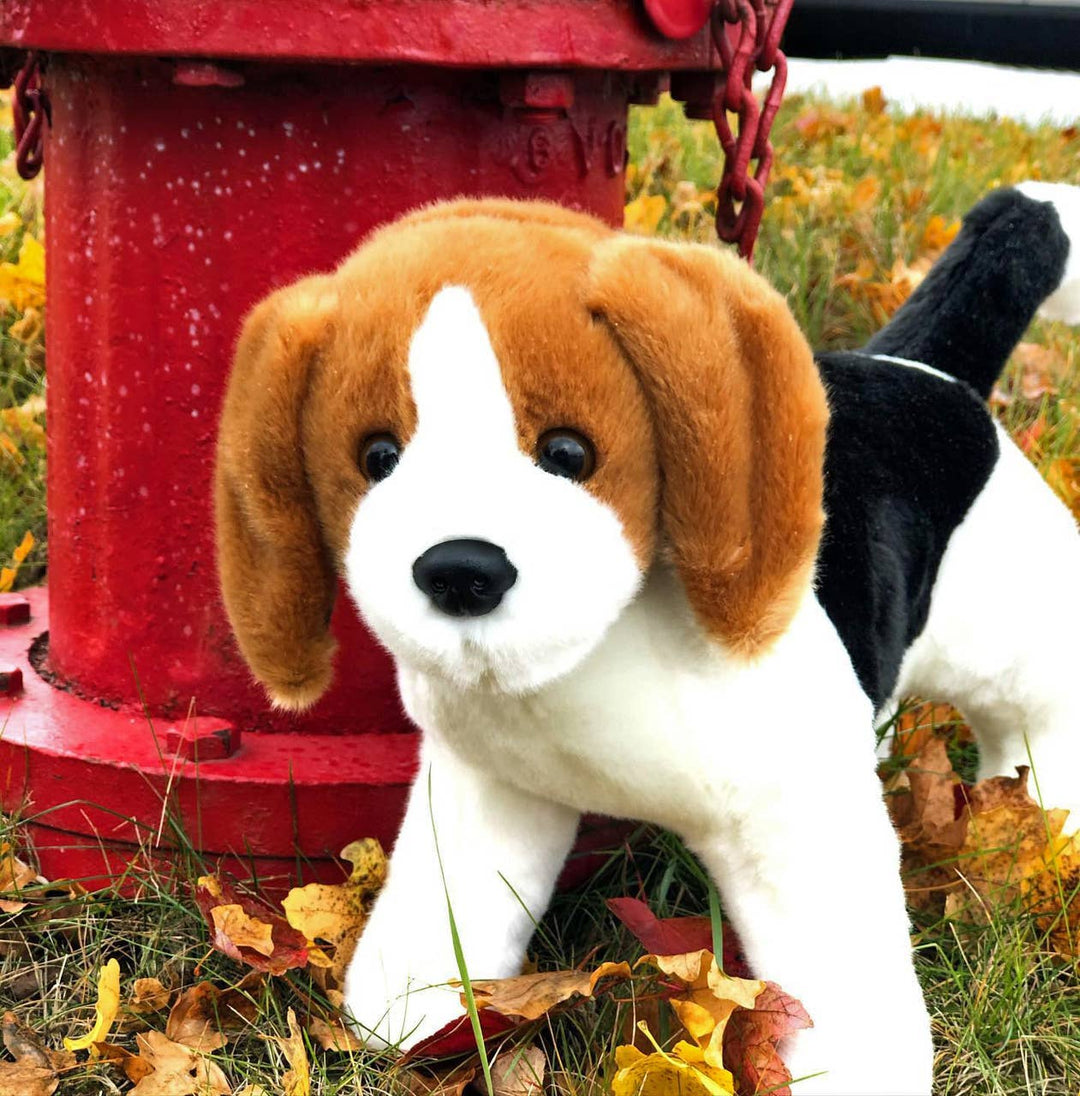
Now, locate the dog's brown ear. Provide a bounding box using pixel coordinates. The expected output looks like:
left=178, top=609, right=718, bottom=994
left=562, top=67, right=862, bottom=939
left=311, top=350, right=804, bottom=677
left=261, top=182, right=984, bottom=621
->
left=215, top=276, right=338, bottom=710
left=586, top=237, right=828, bottom=656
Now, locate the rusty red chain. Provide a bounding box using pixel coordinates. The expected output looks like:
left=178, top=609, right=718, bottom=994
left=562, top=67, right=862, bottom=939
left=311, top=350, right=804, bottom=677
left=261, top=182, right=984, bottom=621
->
left=711, top=0, right=792, bottom=260
left=0, top=51, right=49, bottom=181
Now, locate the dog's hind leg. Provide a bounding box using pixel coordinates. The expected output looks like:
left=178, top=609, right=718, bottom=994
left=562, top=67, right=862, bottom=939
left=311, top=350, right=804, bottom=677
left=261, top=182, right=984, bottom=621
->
left=895, top=425, right=1080, bottom=822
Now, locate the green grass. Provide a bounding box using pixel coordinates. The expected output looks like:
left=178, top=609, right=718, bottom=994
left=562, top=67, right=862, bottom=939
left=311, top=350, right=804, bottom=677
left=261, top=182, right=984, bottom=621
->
left=2, top=88, right=1080, bottom=1094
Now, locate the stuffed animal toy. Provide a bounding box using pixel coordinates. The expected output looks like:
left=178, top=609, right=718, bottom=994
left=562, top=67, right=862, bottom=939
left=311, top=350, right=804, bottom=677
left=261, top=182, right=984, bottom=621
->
left=214, top=183, right=1080, bottom=1095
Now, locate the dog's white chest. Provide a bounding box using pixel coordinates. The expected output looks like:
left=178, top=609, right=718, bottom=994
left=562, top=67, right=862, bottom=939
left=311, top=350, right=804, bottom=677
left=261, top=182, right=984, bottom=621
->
left=396, top=570, right=873, bottom=839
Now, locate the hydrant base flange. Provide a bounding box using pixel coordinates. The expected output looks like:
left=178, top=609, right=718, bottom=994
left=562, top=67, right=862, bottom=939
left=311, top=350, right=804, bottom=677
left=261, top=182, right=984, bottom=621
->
left=0, top=587, right=418, bottom=886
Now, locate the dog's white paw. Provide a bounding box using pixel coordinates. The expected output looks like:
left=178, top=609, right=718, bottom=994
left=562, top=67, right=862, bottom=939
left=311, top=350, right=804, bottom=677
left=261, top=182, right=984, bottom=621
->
left=341, top=941, right=466, bottom=1051
left=781, top=1009, right=934, bottom=1096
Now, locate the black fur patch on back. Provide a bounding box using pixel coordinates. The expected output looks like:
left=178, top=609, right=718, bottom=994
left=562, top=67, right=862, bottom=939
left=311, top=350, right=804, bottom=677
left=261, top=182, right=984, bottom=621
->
left=815, top=352, right=999, bottom=710
left=865, top=187, right=1069, bottom=399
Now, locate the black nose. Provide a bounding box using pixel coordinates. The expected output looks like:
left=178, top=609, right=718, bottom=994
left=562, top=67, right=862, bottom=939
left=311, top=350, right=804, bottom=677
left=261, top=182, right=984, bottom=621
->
left=413, top=539, right=518, bottom=618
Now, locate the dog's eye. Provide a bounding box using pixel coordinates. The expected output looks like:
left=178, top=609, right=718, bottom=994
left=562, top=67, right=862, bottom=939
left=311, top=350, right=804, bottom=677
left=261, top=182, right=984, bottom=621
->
left=536, top=429, right=595, bottom=482
left=359, top=434, right=401, bottom=482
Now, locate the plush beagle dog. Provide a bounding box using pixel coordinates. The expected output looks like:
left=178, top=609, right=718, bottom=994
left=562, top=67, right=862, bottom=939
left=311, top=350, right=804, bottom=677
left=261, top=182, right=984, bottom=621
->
left=215, top=183, right=1080, bottom=1095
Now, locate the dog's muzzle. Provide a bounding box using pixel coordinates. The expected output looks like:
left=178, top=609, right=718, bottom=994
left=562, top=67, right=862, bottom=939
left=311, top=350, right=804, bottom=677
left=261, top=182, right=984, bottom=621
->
left=412, top=538, right=518, bottom=618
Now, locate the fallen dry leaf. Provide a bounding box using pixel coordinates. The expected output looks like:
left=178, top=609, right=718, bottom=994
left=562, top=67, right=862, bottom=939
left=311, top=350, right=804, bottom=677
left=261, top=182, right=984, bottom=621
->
left=467, top=961, right=632, bottom=1021
left=0, top=1010, right=76, bottom=1096
left=0, top=235, right=45, bottom=312
left=1044, top=457, right=1080, bottom=522
left=166, top=985, right=228, bottom=1053
left=209, top=905, right=276, bottom=958
left=1023, top=831, right=1080, bottom=956
left=613, top=949, right=809, bottom=1095
left=281, top=838, right=387, bottom=986
left=886, top=737, right=969, bottom=912
left=405, top=1010, right=516, bottom=1061
left=307, top=1015, right=363, bottom=1053
left=921, top=214, right=961, bottom=254
left=606, top=897, right=752, bottom=979
left=947, top=767, right=1069, bottom=921
left=195, top=875, right=309, bottom=975
left=723, top=982, right=813, bottom=1096
left=398, top=1060, right=478, bottom=1096
left=642, top=952, right=763, bottom=1070
left=2, top=1012, right=51, bottom=1070
left=490, top=1044, right=546, bottom=1096
left=63, top=959, right=121, bottom=1054
left=606, top=896, right=713, bottom=956
left=0, top=1060, right=57, bottom=1096
left=95, top=1041, right=155, bottom=1084
left=1, top=1013, right=74, bottom=1073
left=612, top=1023, right=735, bottom=1096
left=890, top=701, right=970, bottom=759
left=0, top=842, right=45, bottom=914
left=166, top=973, right=264, bottom=1051
left=890, top=738, right=1080, bottom=953
left=128, top=1030, right=231, bottom=1096
left=861, top=86, right=887, bottom=115
left=272, top=1009, right=310, bottom=1096
left=129, top=978, right=172, bottom=1017
left=850, top=176, right=881, bottom=212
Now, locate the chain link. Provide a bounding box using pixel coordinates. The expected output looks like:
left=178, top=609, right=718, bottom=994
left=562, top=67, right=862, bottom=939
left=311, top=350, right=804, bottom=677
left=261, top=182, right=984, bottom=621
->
left=711, top=0, right=792, bottom=260
left=1, top=52, right=49, bottom=181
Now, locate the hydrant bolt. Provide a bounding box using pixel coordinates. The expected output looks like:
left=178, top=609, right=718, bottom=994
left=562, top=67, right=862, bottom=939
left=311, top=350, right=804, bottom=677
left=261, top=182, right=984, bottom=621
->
left=0, top=595, right=31, bottom=627
left=0, top=666, right=23, bottom=698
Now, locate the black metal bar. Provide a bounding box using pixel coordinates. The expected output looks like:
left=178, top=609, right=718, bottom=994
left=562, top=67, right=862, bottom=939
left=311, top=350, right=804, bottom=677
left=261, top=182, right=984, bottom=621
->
left=782, top=0, right=1080, bottom=70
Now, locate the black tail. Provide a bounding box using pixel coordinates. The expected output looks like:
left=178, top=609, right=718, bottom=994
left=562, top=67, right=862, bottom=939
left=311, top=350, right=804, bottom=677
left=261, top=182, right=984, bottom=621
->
left=865, top=187, right=1071, bottom=399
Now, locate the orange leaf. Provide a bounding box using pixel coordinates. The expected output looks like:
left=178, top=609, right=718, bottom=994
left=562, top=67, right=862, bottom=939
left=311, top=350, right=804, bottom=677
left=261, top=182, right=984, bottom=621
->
left=921, top=214, right=960, bottom=253
left=850, top=176, right=881, bottom=212
left=722, top=982, right=813, bottom=1096
left=861, top=86, right=887, bottom=115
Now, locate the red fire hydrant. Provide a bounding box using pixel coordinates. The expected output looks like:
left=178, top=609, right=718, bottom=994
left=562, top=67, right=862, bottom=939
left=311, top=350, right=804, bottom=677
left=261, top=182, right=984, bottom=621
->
left=0, top=0, right=790, bottom=887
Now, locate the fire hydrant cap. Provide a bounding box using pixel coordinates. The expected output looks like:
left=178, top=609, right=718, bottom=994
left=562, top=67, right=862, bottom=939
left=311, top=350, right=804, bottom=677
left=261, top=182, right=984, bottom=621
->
left=643, top=0, right=713, bottom=39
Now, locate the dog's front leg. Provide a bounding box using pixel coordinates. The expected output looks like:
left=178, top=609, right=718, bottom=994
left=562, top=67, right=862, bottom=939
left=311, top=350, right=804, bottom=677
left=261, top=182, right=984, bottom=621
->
left=343, top=732, right=581, bottom=1050
left=690, top=761, right=933, bottom=1096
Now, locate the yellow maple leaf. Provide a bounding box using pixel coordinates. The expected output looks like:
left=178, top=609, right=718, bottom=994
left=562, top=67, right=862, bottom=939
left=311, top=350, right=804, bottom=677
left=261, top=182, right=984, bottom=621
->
left=624, top=194, right=667, bottom=235
left=640, top=951, right=764, bottom=1068
left=281, top=837, right=386, bottom=985
left=64, top=959, right=121, bottom=1054
left=612, top=1023, right=735, bottom=1096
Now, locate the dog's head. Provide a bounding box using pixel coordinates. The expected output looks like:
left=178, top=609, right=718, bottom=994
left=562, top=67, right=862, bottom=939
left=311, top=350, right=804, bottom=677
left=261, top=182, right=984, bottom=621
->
left=215, top=200, right=827, bottom=707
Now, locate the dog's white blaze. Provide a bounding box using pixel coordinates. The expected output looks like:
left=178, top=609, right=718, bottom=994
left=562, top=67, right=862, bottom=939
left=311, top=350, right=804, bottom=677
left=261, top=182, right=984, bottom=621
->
left=407, top=286, right=519, bottom=449
left=1016, top=181, right=1080, bottom=325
